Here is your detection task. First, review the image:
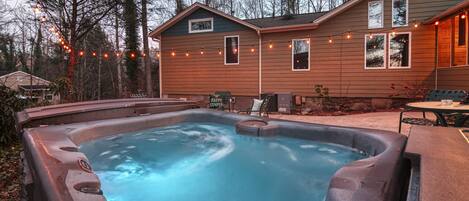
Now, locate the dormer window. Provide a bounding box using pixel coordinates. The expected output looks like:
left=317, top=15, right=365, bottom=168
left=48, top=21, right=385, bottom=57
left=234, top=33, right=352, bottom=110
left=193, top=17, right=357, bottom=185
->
left=189, top=18, right=213, bottom=33
left=368, top=0, right=383, bottom=29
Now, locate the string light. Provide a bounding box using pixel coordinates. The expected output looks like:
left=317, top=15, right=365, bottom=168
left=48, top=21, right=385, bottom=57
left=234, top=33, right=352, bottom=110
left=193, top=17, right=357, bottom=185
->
left=288, top=41, right=292, bottom=48
left=368, top=34, right=373, bottom=39
left=130, top=53, right=136, bottom=58
left=92, top=52, right=97, bottom=57
left=116, top=52, right=121, bottom=57
left=414, top=23, right=419, bottom=28
left=104, top=53, right=109, bottom=59
left=200, top=48, right=204, bottom=55
left=142, top=52, right=146, bottom=57
left=346, top=33, right=352, bottom=39
left=79, top=51, right=84, bottom=56
left=434, top=21, right=439, bottom=26
left=157, top=52, right=160, bottom=58
left=269, top=41, right=273, bottom=49
left=171, top=51, right=176, bottom=56
left=40, top=16, right=47, bottom=22
left=218, top=49, right=222, bottom=55
left=185, top=51, right=190, bottom=57
left=306, top=39, right=310, bottom=44
left=462, top=14, right=466, bottom=19
left=233, top=48, right=238, bottom=53
left=250, top=47, right=255, bottom=52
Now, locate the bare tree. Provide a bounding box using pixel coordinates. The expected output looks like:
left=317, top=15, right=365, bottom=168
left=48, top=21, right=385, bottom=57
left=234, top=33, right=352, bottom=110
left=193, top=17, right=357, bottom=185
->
left=36, top=0, right=118, bottom=92
left=141, top=0, right=153, bottom=97
left=175, top=0, right=186, bottom=14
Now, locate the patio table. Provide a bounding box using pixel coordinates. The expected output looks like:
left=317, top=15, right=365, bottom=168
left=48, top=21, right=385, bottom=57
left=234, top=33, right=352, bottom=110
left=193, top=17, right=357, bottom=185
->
left=406, top=101, right=469, bottom=127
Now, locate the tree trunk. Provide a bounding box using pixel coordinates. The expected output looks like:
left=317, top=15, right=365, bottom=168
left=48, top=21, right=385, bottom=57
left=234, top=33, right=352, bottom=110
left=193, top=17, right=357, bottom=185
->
left=141, top=0, right=153, bottom=97
left=115, top=4, right=122, bottom=97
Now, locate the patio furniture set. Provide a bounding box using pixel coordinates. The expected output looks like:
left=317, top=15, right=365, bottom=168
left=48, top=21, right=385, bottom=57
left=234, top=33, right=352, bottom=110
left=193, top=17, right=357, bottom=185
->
left=399, top=90, right=469, bottom=133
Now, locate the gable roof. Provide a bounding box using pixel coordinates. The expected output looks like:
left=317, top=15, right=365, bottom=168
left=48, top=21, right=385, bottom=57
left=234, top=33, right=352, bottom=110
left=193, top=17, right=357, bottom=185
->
left=149, top=3, right=259, bottom=37
left=424, top=1, right=469, bottom=24
left=0, top=71, right=51, bottom=84
left=149, top=0, right=364, bottom=37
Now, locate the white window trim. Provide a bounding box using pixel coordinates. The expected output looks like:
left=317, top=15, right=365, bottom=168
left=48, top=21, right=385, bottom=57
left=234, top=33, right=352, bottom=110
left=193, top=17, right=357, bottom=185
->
left=224, top=35, right=239, bottom=65
left=188, top=18, right=214, bottom=33
left=388, top=32, right=412, bottom=69
left=291, top=38, right=311, bottom=71
left=391, top=0, right=409, bottom=27
left=368, top=0, right=384, bottom=29
left=364, top=33, right=387, bottom=70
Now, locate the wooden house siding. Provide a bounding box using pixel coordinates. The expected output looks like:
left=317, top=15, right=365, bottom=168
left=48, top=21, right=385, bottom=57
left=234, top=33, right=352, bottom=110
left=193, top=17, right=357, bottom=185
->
left=156, top=0, right=466, bottom=98
left=437, top=67, right=469, bottom=91
left=161, top=30, right=260, bottom=96
left=261, top=0, right=437, bottom=98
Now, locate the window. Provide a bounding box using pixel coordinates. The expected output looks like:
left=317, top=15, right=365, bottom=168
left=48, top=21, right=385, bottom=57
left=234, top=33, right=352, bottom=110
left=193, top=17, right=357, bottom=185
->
left=392, top=0, right=408, bottom=27
left=389, top=32, right=411, bottom=68
left=365, top=34, right=386, bottom=69
left=292, top=39, right=310, bottom=71
left=458, top=15, right=466, bottom=46
left=368, top=0, right=383, bottom=29
left=224, top=36, right=239, bottom=65
left=189, top=18, right=213, bottom=33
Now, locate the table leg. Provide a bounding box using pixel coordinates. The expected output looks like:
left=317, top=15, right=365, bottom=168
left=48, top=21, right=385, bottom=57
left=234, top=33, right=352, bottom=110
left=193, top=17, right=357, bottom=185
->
left=433, top=112, right=448, bottom=127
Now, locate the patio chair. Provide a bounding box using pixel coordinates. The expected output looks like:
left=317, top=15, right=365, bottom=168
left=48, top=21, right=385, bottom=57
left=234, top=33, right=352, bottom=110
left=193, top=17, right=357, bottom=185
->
left=239, top=94, right=274, bottom=117
left=398, top=90, right=468, bottom=133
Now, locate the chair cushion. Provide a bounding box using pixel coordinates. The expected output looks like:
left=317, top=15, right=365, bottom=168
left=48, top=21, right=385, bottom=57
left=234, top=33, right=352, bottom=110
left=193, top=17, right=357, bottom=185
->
left=250, top=99, right=263, bottom=116
left=402, top=118, right=435, bottom=126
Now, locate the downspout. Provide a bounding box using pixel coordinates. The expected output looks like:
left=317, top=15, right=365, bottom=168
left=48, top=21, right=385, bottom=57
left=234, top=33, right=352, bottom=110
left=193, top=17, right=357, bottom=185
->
left=258, top=30, right=262, bottom=99
left=435, top=25, right=438, bottom=90
left=159, top=35, right=163, bottom=98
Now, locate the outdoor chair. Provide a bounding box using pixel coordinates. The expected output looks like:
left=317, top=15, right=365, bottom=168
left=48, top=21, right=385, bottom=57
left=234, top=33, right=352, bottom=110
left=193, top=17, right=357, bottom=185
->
left=399, top=89, right=468, bottom=133
left=208, top=91, right=233, bottom=111
left=238, top=94, right=274, bottom=117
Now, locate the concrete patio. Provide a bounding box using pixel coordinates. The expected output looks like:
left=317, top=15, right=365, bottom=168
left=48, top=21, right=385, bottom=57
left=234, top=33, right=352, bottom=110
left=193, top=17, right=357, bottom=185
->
left=270, top=111, right=436, bottom=135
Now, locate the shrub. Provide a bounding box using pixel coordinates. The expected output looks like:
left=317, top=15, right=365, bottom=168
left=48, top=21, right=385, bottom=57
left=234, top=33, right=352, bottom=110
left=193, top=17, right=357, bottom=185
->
left=0, top=85, right=29, bottom=147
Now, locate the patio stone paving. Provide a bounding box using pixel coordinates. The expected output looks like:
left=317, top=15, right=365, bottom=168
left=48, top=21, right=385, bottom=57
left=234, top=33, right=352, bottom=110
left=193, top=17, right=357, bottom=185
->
left=270, top=112, right=437, bottom=135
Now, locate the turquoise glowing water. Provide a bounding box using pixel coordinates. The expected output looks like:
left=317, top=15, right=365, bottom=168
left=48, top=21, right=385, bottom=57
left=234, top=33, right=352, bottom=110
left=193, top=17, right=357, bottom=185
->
left=79, top=122, right=367, bottom=201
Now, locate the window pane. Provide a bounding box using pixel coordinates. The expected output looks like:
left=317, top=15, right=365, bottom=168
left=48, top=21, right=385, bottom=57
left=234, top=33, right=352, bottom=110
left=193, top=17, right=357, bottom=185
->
left=190, top=19, right=212, bottom=32
left=389, top=33, right=410, bottom=68
left=365, top=35, right=385, bottom=68
left=225, top=37, right=239, bottom=64
left=368, top=1, right=383, bottom=29
left=392, top=0, right=407, bottom=27
left=293, top=39, right=309, bottom=70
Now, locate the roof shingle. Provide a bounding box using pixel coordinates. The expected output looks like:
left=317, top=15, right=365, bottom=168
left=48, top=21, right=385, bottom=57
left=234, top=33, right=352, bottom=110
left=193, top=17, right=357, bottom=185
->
left=244, top=12, right=328, bottom=28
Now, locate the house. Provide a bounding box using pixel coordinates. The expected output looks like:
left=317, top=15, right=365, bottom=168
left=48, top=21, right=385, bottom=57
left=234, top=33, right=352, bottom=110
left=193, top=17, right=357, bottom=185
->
left=0, top=71, right=60, bottom=103
left=150, top=1, right=469, bottom=104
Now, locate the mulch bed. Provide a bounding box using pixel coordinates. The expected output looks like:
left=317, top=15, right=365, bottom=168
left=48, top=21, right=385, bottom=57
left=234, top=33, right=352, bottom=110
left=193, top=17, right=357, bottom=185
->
left=0, top=143, right=22, bottom=201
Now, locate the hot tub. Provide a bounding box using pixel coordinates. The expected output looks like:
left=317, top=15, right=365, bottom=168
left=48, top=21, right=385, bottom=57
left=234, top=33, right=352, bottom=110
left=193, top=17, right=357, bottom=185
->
left=20, top=108, right=407, bottom=201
